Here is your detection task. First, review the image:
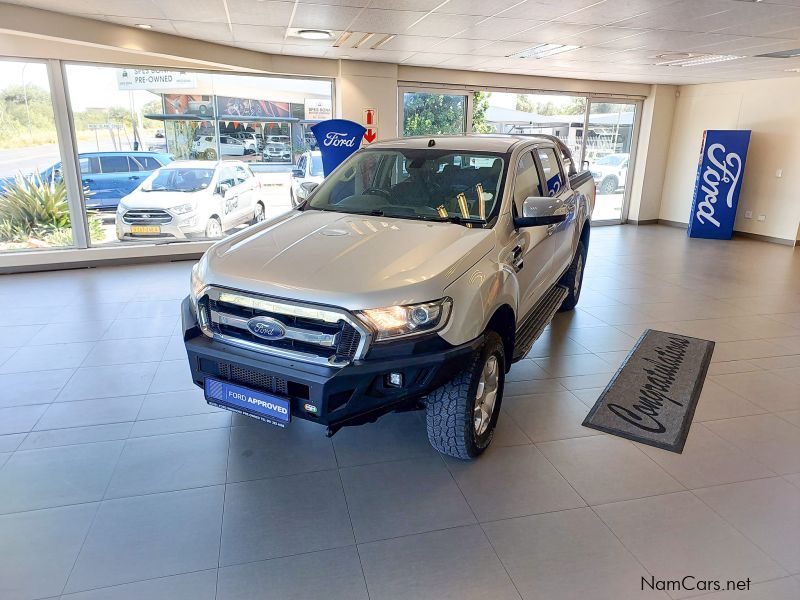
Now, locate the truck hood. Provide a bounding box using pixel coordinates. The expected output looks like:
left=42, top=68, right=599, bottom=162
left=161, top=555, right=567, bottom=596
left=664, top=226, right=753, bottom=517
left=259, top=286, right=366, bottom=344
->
left=204, top=209, right=495, bottom=310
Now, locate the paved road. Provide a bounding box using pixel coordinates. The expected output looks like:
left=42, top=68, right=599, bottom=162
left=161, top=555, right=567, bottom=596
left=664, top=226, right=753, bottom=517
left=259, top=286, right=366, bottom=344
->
left=0, top=144, right=61, bottom=178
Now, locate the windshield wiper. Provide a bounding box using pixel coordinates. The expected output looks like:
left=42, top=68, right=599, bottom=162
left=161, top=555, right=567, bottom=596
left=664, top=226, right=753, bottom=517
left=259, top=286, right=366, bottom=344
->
left=437, top=215, right=487, bottom=226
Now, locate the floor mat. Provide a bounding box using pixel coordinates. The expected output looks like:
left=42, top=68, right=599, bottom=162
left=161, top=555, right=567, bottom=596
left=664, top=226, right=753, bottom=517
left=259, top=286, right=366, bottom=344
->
left=582, top=329, right=714, bottom=453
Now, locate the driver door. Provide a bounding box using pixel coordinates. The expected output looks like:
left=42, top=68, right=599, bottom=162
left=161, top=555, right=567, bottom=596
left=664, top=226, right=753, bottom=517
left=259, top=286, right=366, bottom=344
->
left=508, top=150, right=555, bottom=319
left=217, top=165, right=239, bottom=229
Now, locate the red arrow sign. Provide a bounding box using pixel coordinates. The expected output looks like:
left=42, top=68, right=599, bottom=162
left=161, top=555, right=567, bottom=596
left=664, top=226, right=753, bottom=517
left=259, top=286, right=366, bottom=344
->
left=364, top=128, right=377, bottom=143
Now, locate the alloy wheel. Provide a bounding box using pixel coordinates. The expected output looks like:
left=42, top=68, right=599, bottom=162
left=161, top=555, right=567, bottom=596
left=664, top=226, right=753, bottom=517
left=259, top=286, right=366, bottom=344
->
left=474, top=354, right=499, bottom=436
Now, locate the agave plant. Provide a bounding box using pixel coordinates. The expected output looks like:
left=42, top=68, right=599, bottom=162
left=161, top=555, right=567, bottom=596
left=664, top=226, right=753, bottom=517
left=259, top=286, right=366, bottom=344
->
left=0, top=172, right=70, bottom=239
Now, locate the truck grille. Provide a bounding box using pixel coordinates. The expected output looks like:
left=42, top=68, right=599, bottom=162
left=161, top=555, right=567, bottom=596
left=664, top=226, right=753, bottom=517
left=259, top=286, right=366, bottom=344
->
left=198, top=287, right=369, bottom=366
left=123, top=209, right=173, bottom=225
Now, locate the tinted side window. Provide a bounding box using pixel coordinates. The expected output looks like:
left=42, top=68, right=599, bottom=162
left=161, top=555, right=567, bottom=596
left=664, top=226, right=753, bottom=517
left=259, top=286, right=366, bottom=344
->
left=80, top=157, right=101, bottom=174
left=218, top=167, right=236, bottom=188
left=129, top=156, right=162, bottom=171
left=99, top=156, right=130, bottom=173
left=513, top=152, right=543, bottom=215
left=234, top=165, right=250, bottom=184
left=538, top=148, right=565, bottom=196
left=297, top=156, right=306, bottom=173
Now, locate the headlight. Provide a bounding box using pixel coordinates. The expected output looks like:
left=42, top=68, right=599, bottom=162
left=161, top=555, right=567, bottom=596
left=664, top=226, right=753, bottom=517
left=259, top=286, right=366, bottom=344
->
left=172, top=202, right=195, bottom=215
left=117, top=201, right=128, bottom=214
left=190, top=263, right=205, bottom=300
left=357, top=298, right=452, bottom=342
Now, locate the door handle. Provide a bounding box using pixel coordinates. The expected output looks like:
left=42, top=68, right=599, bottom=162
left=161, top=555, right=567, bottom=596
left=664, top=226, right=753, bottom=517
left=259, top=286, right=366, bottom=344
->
left=511, top=244, right=524, bottom=272
left=82, top=178, right=94, bottom=184
left=129, top=175, right=141, bottom=180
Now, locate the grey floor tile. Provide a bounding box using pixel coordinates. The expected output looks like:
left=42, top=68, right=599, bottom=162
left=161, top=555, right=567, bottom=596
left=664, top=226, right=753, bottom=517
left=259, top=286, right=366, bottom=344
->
left=692, top=577, right=800, bottom=600
left=568, top=386, right=605, bottom=407
left=0, top=432, right=25, bottom=452
left=227, top=419, right=335, bottom=482
left=340, top=456, right=475, bottom=543
left=557, top=371, right=615, bottom=390
left=119, top=300, right=182, bottom=319
left=0, top=324, right=42, bottom=348
left=101, top=316, right=178, bottom=340
left=694, top=478, right=800, bottom=574
left=484, top=507, right=666, bottom=600
left=0, top=346, right=14, bottom=366
left=534, top=353, right=615, bottom=378
left=105, top=428, right=229, bottom=498
left=64, top=486, right=224, bottom=593
left=0, top=343, right=93, bottom=374
left=220, top=470, right=354, bottom=566
left=777, top=409, right=800, bottom=427
left=129, top=412, right=231, bottom=437
left=639, top=423, right=775, bottom=489
left=20, top=422, right=133, bottom=450
left=161, top=335, right=187, bottom=361
left=504, top=390, right=599, bottom=442
left=565, top=325, right=638, bottom=353
left=537, top=435, right=684, bottom=505
left=137, top=388, right=217, bottom=420
left=445, top=444, right=585, bottom=522
left=506, top=359, right=550, bottom=382
left=594, top=492, right=786, bottom=598
left=714, top=370, right=800, bottom=413
left=0, top=451, right=9, bottom=469
left=147, top=359, right=196, bottom=393
left=61, top=569, right=217, bottom=600
left=57, top=363, right=159, bottom=402
left=331, top=411, right=437, bottom=467
left=34, top=396, right=144, bottom=430
left=0, top=404, right=48, bottom=435
left=0, top=503, right=97, bottom=600
left=217, top=546, right=368, bottom=600
left=359, top=525, right=520, bottom=600
left=81, top=337, right=170, bottom=367
left=706, top=359, right=761, bottom=376
left=0, top=368, right=75, bottom=408
left=0, top=440, right=124, bottom=513
left=504, top=378, right=567, bottom=396
left=492, top=410, right=532, bottom=447
left=705, top=414, right=800, bottom=475
left=29, top=320, right=113, bottom=345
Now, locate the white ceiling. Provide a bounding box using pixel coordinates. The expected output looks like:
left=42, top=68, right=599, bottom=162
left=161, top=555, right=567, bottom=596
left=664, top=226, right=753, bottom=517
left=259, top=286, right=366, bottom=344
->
left=8, top=0, right=800, bottom=84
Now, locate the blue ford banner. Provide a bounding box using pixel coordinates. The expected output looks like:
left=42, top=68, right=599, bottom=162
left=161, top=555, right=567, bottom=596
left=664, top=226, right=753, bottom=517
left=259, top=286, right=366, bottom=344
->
left=311, top=119, right=366, bottom=176
left=688, top=130, right=751, bottom=240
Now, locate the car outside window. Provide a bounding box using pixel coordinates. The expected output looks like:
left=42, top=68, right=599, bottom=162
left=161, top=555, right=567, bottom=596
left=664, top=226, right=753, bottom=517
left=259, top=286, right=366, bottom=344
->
left=513, top=152, right=543, bottom=215
left=79, top=157, right=101, bottom=174
left=309, top=155, right=324, bottom=177
left=538, top=147, right=565, bottom=196
left=128, top=156, right=163, bottom=171
left=307, top=149, right=507, bottom=224
left=99, top=155, right=131, bottom=173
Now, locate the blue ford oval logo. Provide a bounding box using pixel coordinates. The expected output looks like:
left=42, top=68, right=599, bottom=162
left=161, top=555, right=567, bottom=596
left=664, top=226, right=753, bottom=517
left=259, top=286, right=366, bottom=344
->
left=246, top=316, right=286, bottom=340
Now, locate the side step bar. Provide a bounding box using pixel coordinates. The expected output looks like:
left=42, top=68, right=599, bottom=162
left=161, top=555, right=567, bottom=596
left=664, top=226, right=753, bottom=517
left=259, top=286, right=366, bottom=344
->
left=512, top=284, right=569, bottom=362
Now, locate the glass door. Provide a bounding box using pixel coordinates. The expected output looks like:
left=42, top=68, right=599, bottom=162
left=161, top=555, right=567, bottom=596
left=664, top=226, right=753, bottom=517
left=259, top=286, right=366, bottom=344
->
left=582, top=100, right=640, bottom=223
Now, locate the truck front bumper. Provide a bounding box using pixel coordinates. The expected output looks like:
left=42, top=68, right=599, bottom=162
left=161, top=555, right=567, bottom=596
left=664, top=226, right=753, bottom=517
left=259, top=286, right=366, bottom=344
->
left=181, top=297, right=480, bottom=431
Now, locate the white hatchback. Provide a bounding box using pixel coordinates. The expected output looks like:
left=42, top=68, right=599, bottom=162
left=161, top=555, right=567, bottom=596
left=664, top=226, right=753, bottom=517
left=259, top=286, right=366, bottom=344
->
left=115, top=160, right=266, bottom=240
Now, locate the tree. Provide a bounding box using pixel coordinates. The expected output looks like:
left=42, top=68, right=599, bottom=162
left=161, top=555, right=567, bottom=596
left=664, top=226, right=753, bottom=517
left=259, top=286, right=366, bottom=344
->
left=403, top=93, right=468, bottom=136
left=472, top=91, right=493, bottom=133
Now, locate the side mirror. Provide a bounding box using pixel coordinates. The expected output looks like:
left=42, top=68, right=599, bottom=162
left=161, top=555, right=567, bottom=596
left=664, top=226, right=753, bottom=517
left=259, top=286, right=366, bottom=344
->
left=217, top=182, right=231, bottom=196
left=582, top=160, right=590, bottom=169
left=298, top=181, right=319, bottom=199
left=514, top=196, right=568, bottom=228
left=291, top=168, right=304, bottom=178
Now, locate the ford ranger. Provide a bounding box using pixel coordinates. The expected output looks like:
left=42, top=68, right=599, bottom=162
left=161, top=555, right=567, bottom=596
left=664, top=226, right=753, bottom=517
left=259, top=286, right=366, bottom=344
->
left=182, top=134, right=595, bottom=459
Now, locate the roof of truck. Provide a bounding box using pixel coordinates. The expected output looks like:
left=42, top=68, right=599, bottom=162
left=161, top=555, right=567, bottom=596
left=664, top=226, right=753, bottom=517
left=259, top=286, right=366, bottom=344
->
left=366, top=134, right=555, bottom=153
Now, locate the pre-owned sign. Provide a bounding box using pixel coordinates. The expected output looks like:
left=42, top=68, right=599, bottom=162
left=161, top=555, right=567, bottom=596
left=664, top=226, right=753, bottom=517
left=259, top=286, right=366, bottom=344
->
left=117, top=69, right=197, bottom=91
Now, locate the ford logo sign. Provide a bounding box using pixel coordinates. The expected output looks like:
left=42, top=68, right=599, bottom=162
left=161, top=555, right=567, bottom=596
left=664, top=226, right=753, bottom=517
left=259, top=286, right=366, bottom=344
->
left=246, top=317, right=286, bottom=340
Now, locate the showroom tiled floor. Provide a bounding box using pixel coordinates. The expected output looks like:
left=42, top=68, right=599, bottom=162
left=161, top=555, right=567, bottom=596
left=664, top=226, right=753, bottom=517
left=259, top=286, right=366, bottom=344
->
left=1, top=224, right=799, bottom=600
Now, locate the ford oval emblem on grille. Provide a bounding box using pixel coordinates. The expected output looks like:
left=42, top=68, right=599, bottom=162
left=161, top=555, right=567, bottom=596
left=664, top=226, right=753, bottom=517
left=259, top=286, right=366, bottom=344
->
left=246, top=316, right=286, bottom=340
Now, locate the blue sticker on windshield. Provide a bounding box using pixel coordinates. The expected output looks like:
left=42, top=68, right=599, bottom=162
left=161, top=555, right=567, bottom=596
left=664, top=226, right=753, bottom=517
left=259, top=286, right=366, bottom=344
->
left=311, top=119, right=366, bottom=176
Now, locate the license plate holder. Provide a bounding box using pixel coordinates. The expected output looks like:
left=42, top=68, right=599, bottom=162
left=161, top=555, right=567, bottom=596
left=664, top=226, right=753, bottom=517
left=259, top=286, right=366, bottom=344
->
left=204, top=378, right=291, bottom=428
left=131, top=225, right=161, bottom=234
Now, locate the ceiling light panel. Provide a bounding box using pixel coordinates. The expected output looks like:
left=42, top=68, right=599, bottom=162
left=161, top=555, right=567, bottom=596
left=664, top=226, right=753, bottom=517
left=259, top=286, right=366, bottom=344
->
left=657, top=54, right=744, bottom=67
left=509, top=44, right=582, bottom=59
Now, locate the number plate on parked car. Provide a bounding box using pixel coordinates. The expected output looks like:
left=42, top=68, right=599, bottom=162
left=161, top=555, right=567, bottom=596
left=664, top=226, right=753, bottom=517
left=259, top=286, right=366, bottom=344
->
left=204, top=378, right=291, bottom=428
left=130, top=225, right=161, bottom=234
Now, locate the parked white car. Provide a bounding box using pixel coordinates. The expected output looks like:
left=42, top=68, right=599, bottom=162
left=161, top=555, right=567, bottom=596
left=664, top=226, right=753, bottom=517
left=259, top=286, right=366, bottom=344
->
left=263, top=135, right=292, bottom=162
left=590, top=153, right=629, bottom=195
left=115, top=160, right=266, bottom=240
left=290, top=150, right=324, bottom=206
left=193, top=135, right=246, bottom=159
left=230, top=132, right=259, bottom=154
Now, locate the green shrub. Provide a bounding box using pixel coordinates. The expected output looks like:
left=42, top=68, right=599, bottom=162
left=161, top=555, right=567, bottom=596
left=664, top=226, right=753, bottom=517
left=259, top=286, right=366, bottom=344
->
left=0, top=173, right=104, bottom=245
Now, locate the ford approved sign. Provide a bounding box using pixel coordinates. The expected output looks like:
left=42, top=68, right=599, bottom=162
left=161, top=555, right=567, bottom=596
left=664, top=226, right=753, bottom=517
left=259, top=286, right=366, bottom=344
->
left=688, top=130, right=751, bottom=240
left=311, top=119, right=366, bottom=176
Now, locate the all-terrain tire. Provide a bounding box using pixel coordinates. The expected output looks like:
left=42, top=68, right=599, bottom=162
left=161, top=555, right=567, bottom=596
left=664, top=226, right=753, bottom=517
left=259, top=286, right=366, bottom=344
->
left=558, top=240, right=586, bottom=312
left=425, top=330, right=505, bottom=460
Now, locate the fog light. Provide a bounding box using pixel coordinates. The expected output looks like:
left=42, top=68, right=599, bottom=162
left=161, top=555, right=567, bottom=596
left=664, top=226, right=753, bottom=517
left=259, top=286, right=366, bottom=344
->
left=303, top=403, right=318, bottom=414
left=385, top=372, right=404, bottom=388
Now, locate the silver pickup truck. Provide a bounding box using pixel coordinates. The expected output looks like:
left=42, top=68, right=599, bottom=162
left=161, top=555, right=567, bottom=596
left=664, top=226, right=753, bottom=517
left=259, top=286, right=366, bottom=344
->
left=182, top=134, right=595, bottom=459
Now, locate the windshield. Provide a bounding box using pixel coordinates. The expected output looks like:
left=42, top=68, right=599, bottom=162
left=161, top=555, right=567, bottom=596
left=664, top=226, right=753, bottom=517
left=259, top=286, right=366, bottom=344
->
left=596, top=154, right=626, bottom=166
left=144, top=168, right=214, bottom=192
left=310, top=155, right=324, bottom=177
left=306, top=149, right=506, bottom=223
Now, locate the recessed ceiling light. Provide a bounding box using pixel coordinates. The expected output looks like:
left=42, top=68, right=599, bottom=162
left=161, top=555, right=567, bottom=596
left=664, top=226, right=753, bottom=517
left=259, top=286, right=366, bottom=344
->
left=297, top=29, right=332, bottom=40
left=508, top=44, right=581, bottom=59
left=135, top=24, right=152, bottom=29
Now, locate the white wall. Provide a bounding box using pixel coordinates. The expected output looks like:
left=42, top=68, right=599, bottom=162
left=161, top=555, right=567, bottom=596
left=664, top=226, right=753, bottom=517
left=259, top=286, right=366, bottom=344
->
left=660, top=77, right=800, bottom=243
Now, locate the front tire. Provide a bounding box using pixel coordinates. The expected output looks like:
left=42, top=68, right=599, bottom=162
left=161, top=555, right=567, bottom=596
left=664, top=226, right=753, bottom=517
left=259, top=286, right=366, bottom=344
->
left=599, top=176, right=617, bottom=195
left=252, top=202, right=265, bottom=224
left=425, top=331, right=505, bottom=460
left=558, top=240, right=586, bottom=312
left=205, top=217, right=223, bottom=238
